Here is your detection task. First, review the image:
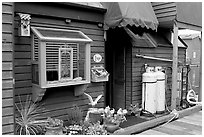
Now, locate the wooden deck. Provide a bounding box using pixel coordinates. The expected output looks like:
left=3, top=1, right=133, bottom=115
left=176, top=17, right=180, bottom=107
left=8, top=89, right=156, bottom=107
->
left=137, top=111, right=202, bottom=135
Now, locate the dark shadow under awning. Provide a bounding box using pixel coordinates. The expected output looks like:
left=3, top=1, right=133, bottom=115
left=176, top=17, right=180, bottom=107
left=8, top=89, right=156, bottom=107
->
left=101, top=2, right=159, bottom=31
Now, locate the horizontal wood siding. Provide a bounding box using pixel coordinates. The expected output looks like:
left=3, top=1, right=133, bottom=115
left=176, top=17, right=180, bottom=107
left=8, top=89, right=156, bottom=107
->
left=14, top=3, right=105, bottom=123
left=2, top=2, right=15, bottom=135
left=151, top=2, right=177, bottom=28
left=130, top=46, right=186, bottom=107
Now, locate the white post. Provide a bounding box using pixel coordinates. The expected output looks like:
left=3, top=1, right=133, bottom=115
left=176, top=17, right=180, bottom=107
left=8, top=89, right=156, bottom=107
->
left=171, top=22, right=178, bottom=110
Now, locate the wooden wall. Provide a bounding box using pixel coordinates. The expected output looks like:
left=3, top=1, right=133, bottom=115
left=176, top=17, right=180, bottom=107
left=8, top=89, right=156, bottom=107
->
left=105, top=27, right=186, bottom=109
left=151, top=2, right=177, bottom=29
left=128, top=46, right=186, bottom=107
left=2, top=2, right=15, bottom=135
left=13, top=3, right=105, bottom=123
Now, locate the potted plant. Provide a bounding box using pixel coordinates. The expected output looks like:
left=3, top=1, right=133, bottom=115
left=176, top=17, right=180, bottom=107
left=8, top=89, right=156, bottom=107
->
left=102, top=106, right=127, bottom=133
left=84, top=121, right=108, bottom=135
left=45, top=117, right=63, bottom=135
left=127, top=103, right=142, bottom=116
left=65, top=124, right=84, bottom=135
left=15, top=96, right=47, bottom=135
left=66, top=105, right=83, bottom=126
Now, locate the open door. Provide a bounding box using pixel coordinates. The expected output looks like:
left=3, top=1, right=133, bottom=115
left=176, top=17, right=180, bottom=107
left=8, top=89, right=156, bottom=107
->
left=105, top=28, right=130, bottom=109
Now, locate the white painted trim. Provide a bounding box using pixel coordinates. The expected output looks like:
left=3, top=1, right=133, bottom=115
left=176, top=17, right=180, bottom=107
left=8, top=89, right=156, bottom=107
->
left=31, top=27, right=92, bottom=42
left=42, top=80, right=90, bottom=88
left=85, top=43, right=91, bottom=83
left=31, top=27, right=92, bottom=89
left=39, top=41, right=47, bottom=88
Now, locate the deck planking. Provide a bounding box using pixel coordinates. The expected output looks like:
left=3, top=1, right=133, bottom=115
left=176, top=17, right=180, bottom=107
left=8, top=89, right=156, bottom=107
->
left=137, top=111, right=202, bottom=135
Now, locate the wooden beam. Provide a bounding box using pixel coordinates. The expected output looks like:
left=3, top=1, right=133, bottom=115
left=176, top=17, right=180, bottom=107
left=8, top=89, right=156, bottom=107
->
left=113, top=105, right=202, bottom=135
left=171, top=22, right=178, bottom=110
left=198, top=32, right=202, bottom=102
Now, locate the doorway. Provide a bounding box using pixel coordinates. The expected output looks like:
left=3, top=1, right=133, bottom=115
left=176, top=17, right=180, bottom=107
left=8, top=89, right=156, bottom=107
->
left=105, top=28, right=131, bottom=109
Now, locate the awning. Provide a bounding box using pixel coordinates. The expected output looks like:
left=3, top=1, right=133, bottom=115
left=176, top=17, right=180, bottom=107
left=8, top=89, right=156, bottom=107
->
left=125, top=27, right=186, bottom=48
left=176, top=2, right=202, bottom=31
left=101, top=2, right=159, bottom=31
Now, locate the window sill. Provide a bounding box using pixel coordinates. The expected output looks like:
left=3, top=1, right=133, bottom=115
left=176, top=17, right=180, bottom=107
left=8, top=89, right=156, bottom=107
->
left=43, top=80, right=90, bottom=88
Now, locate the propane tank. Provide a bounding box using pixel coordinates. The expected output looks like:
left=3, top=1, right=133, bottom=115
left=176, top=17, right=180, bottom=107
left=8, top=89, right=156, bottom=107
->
left=142, top=67, right=157, bottom=114
left=155, top=66, right=166, bottom=114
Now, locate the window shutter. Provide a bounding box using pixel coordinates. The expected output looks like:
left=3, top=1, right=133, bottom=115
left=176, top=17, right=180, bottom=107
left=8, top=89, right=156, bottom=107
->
left=45, top=42, right=78, bottom=72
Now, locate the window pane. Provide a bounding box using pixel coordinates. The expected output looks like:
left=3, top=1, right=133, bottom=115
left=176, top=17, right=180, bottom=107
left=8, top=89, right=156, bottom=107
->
left=46, top=42, right=79, bottom=82
left=59, top=48, right=73, bottom=80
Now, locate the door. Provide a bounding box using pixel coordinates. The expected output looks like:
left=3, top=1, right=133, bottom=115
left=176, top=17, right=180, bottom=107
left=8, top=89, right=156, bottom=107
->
left=105, top=33, right=126, bottom=109
left=112, top=46, right=126, bottom=109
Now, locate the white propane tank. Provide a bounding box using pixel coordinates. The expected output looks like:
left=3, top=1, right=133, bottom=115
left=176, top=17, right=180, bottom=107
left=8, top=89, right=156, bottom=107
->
left=155, top=66, right=166, bottom=114
left=142, top=67, right=157, bottom=114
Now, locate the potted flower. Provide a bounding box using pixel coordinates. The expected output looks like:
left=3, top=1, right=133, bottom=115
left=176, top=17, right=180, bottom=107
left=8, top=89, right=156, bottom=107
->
left=102, top=106, right=127, bottom=133
left=45, top=117, right=63, bottom=135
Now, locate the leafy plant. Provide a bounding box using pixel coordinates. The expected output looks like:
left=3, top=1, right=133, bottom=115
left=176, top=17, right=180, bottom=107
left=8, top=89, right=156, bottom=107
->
left=84, top=121, right=108, bottom=135
left=46, top=117, right=63, bottom=127
left=102, top=106, right=128, bottom=125
left=65, top=124, right=83, bottom=135
left=15, top=95, right=47, bottom=135
left=66, top=105, right=84, bottom=125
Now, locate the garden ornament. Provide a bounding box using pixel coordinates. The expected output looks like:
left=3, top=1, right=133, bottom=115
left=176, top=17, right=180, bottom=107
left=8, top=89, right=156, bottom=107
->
left=84, top=93, right=102, bottom=107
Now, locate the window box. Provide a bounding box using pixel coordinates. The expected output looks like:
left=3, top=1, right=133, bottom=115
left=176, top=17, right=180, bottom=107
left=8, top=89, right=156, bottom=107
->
left=31, top=27, right=92, bottom=101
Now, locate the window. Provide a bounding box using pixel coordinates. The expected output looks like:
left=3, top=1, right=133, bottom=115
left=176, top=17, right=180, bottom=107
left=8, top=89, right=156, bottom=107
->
left=31, top=27, right=92, bottom=88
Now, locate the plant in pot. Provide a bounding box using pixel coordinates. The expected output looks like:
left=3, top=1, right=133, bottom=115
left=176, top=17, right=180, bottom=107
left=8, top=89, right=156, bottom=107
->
left=127, top=103, right=142, bottom=116
left=15, top=95, right=47, bottom=135
left=66, top=105, right=83, bottom=126
left=102, top=106, right=127, bottom=133
left=64, top=105, right=84, bottom=135
left=65, top=124, right=84, bottom=135
left=45, top=117, right=64, bottom=135
left=84, top=121, right=108, bottom=135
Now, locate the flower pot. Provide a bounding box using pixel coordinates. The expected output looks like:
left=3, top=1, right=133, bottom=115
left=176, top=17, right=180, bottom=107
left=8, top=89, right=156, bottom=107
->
left=89, top=112, right=102, bottom=124
left=45, top=126, right=63, bottom=135
left=105, top=123, right=120, bottom=133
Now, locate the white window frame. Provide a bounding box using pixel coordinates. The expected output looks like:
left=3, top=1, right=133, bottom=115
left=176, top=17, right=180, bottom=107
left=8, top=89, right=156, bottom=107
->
left=31, top=27, right=92, bottom=42
left=31, top=27, right=92, bottom=89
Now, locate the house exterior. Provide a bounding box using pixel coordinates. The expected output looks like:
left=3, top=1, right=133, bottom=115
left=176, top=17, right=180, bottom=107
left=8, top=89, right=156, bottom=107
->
left=2, top=2, right=106, bottom=134
left=1, top=2, right=201, bottom=135
left=151, top=2, right=202, bottom=108
left=2, top=2, right=15, bottom=135
left=180, top=34, right=201, bottom=95
left=104, top=18, right=187, bottom=110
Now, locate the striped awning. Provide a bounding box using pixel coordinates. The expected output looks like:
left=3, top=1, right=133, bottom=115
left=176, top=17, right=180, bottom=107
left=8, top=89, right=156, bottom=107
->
left=101, top=2, right=159, bottom=31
